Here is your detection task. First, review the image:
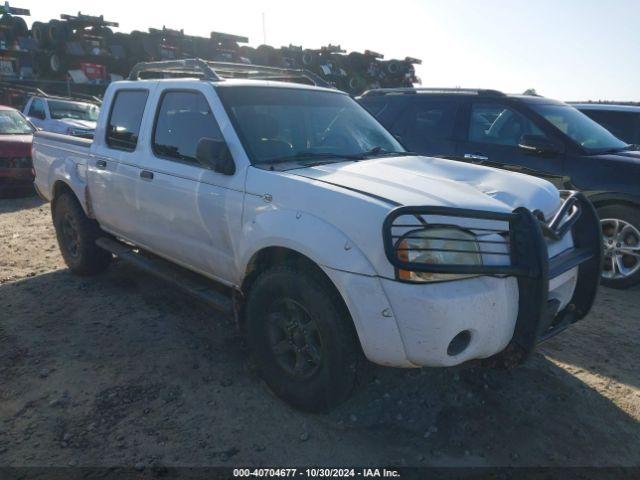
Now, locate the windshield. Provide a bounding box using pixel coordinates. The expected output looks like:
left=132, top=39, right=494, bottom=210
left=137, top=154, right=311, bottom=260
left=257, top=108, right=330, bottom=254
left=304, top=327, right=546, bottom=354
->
left=217, top=86, right=405, bottom=166
left=48, top=99, right=99, bottom=122
left=530, top=103, right=629, bottom=153
left=0, top=109, right=34, bottom=134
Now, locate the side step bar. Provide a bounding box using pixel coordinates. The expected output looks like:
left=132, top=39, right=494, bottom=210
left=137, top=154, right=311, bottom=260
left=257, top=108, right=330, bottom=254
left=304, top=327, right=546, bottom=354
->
left=96, top=237, right=233, bottom=314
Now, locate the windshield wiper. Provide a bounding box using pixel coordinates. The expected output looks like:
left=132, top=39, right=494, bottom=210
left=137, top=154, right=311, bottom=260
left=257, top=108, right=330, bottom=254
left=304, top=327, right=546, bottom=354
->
left=359, top=146, right=419, bottom=158
left=264, top=151, right=364, bottom=165
left=263, top=148, right=418, bottom=169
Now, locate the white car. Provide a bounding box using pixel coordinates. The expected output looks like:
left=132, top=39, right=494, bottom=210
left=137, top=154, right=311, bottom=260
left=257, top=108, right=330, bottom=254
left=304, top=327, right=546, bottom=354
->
left=32, top=60, right=602, bottom=412
left=23, top=95, right=99, bottom=138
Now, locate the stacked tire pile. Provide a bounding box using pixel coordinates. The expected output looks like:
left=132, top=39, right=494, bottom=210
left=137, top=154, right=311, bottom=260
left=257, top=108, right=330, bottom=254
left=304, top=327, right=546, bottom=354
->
left=238, top=44, right=421, bottom=94
left=0, top=8, right=421, bottom=96
left=106, top=29, right=420, bottom=95
left=0, top=6, right=33, bottom=78
left=30, top=14, right=122, bottom=80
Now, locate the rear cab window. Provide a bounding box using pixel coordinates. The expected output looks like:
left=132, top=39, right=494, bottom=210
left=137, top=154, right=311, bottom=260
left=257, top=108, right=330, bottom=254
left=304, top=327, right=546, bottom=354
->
left=152, top=90, right=224, bottom=164
left=106, top=89, right=149, bottom=151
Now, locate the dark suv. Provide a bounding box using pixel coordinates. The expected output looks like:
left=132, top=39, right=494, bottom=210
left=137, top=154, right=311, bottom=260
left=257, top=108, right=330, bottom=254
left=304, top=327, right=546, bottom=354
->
left=358, top=88, right=640, bottom=289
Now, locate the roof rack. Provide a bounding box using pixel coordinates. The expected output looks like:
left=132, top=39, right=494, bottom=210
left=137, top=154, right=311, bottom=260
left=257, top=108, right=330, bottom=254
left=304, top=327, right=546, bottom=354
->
left=360, top=87, right=506, bottom=97
left=128, top=58, right=332, bottom=88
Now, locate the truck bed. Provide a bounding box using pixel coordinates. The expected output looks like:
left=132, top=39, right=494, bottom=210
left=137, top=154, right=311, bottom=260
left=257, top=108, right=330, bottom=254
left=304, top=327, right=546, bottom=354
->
left=32, top=131, right=93, bottom=204
left=34, top=130, right=93, bottom=149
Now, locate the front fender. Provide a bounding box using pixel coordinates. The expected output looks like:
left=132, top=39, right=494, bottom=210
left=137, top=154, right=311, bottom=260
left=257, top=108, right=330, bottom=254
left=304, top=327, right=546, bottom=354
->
left=237, top=207, right=378, bottom=282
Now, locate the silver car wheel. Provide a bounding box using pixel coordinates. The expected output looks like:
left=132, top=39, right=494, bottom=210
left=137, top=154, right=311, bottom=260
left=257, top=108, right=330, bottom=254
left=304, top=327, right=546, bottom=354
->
left=601, top=218, right=640, bottom=280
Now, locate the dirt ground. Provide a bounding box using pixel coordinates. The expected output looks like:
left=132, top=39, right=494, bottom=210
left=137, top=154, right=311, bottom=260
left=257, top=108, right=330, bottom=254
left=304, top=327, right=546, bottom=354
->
left=1, top=195, right=639, bottom=469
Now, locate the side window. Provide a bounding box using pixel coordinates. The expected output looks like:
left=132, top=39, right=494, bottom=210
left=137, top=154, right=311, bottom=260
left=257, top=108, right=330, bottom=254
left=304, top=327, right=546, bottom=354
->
left=153, top=91, right=223, bottom=163
left=106, top=90, right=148, bottom=152
left=469, top=103, right=546, bottom=146
left=393, top=99, right=458, bottom=150
left=29, top=98, right=46, bottom=119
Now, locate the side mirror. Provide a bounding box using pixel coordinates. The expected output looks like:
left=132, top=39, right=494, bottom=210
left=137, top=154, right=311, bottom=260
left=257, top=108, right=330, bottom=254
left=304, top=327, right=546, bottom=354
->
left=196, top=137, right=235, bottom=175
left=518, top=134, right=563, bottom=156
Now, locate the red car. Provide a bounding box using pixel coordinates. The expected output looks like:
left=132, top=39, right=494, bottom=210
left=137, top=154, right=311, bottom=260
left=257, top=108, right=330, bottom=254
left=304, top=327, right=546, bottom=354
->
left=0, top=105, right=36, bottom=197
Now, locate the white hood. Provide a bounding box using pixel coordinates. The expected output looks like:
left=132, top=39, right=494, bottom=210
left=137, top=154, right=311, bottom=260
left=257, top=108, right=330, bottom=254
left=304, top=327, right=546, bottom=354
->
left=58, top=118, right=97, bottom=131
left=291, top=155, right=561, bottom=220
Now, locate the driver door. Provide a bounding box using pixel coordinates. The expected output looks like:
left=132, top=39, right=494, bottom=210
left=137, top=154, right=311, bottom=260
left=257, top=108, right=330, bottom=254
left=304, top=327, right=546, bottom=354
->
left=454, top=101, right=566, bottom=188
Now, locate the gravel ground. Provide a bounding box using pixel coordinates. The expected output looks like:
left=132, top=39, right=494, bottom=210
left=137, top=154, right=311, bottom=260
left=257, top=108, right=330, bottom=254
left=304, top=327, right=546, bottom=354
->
left=1, top=196, right=639, bottom=468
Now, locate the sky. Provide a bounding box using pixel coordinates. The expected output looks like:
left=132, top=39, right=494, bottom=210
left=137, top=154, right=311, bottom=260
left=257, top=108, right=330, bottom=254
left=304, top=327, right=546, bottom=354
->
left=22, top=0, right=640, bottom=101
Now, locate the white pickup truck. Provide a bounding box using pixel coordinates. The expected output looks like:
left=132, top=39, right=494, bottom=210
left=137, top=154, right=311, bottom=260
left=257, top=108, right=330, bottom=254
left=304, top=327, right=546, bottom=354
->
left=23, top=94, right=99, bottom=138
left=32, top=60, right=602, bottom=412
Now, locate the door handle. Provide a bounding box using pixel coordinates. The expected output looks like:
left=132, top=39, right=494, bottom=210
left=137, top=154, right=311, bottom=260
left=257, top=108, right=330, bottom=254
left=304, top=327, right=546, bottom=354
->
left=140, top=170, right=154, bottom=181
left=464, top=153, right=489, bottom=162
left=95, top=159, right=107, bottom=169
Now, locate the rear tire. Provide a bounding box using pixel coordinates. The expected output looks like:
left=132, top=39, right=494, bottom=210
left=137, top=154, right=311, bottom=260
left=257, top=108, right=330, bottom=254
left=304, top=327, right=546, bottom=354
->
left=245, top=264, right=367, bottom=412
left=598, top=204, right=640, bottom=289
left=52, top=193, right=111, bottom=276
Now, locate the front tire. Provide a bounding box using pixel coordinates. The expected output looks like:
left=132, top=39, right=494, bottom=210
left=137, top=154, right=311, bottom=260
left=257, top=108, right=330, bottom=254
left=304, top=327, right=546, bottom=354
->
left=245, top=264, right=367, bottom=412
left=598, top=204, right=640, bottom=289
left=52, top=193, right=111, bottom=276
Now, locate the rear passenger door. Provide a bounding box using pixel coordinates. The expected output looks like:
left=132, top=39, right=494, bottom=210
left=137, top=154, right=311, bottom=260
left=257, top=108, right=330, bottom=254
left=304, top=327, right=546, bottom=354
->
left=90, top=88, right=150, bottom=240
left=454, top=101, right=566, bottom=187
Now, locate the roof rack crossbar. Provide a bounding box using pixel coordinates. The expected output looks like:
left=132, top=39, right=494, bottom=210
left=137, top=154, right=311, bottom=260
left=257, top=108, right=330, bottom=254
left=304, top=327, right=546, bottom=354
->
left=360, top=87, right=506, bottom=97
left=129, top=58, right=220, bottom=81
left=128, top=58, right=332, bottom=88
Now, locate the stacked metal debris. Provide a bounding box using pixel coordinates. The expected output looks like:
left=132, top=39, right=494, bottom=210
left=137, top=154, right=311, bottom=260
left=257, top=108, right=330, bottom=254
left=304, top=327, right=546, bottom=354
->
left=0, top=4, right=421, bottom=97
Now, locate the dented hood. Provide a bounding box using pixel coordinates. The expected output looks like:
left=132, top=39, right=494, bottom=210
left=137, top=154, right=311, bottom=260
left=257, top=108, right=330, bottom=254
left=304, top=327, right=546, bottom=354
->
left=291, top=155, right=561, bottom=219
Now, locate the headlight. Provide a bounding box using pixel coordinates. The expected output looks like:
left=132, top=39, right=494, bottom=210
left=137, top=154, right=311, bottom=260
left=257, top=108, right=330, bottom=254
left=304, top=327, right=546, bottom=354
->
left=396, top=227, right=482, bottom=283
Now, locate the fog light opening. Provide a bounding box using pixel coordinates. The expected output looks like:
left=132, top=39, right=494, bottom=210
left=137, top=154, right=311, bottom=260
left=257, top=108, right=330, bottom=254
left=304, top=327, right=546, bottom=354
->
left=447, top=330, right=471, bottom=357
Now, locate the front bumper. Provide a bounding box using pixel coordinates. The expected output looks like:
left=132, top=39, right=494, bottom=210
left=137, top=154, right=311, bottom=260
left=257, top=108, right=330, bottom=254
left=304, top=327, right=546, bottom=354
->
left=335, top=192, right=601, bottom=368
left=380, top=191, right=602, bottom=366
left=0, top=168, right=34, bottom=195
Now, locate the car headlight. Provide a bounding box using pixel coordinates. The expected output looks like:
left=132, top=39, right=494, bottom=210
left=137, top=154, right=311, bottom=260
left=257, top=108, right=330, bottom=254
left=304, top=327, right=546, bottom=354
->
left=396, top=227, right=482, bottom=282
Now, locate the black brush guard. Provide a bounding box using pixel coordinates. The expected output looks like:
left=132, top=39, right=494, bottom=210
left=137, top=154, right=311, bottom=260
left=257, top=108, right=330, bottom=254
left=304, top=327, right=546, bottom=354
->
left=382, top=191, right=603, bottom=364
